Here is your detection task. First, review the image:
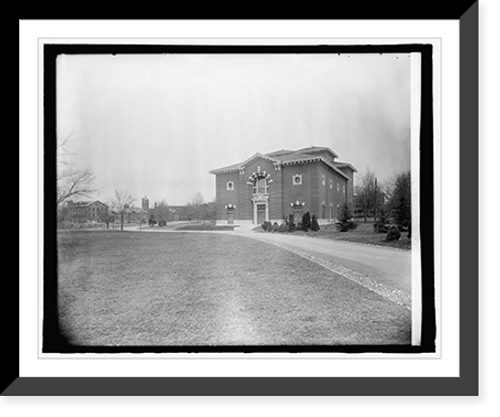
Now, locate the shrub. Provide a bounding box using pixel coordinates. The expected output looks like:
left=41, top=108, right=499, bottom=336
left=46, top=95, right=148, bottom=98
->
left=337, top=219, right=357, bottom=232
left=301, top=212, right=311, bottom=231
left=336, top=203, right=357, bottom=232
left=261, top=221, right=272, bottom=232
left=278, top=222, right=288, bottom=233
left=272, top=222, right=279, bottom=232
left=373, top=208, right=389, bottom=233
left=288, top=222, right=296, bottom=232
left=310, top=214, right=320, bottom=231
left=386, top=224, right=401, bottom=241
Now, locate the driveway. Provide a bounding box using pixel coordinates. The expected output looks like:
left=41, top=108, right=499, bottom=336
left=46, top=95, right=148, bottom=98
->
left=241, top=231, right=412, bottom=295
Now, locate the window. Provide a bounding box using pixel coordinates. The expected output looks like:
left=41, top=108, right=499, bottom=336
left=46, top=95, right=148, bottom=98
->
left=292, top=174, right=302, bottom=186
left=330, top=179, right=333, bottom=189
left=322, top=175, right=326, bottom=186
left=343, top=185, right=346, bottom=194
left=226, top=181, right=234, bottom=191
left=337, top=183, right=340, bottom=192
left=253, top=177, right=268, bottom=194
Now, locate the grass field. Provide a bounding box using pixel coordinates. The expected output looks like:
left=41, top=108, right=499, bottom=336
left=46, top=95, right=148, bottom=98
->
left=57, top=230, right=411, bottom=346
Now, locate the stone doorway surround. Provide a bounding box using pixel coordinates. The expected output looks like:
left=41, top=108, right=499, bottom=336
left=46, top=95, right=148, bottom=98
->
left=252, top=193, right=269, bottom=224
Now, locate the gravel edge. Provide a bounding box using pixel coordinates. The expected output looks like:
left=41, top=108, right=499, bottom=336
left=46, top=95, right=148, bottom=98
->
left=261, top=240, right=412, bottom=311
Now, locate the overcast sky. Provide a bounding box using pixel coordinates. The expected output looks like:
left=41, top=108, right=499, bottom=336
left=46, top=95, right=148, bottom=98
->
left=57, top=52, right=412, bottom=206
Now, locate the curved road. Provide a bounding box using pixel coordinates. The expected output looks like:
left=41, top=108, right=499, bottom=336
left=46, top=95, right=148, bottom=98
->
left=240, top=231, right=412, bottom=295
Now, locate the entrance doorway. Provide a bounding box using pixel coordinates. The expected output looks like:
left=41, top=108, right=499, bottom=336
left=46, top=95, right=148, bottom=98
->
left=256, top=203, right=266, bottom=224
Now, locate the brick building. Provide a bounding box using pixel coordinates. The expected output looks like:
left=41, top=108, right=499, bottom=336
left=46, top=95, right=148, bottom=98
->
left=210, top=146, right=356, bottom=225
left=66, top=200, right=109, bottom=223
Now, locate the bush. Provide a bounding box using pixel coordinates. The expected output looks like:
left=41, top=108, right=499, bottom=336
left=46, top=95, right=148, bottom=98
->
left=278, top=222, right=288, bottom=233
left=261, top=221, right=272, bottom=232
left=386, top=224, right=401, bottom=241
left=272, top=222, right=279, bottom=232
left=336, top=203, right=357, bottom=232
left=288, top=222, right=296, bottom=232
left=310, top=214, right=320, bottom=231
left=301, top=212, right=311, bottom=231
left=337, top=219, right=357, bottom=232
left=373, top=208, right=389, bottom=233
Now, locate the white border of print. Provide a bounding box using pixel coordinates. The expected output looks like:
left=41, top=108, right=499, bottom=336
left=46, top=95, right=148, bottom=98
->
left=20, top=20, right=457, bottom=377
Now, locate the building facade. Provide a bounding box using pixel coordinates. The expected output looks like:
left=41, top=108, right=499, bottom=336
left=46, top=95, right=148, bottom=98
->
left=66, top=200, right=109, bottom=223
left=210, top=146, right=356, bottom=225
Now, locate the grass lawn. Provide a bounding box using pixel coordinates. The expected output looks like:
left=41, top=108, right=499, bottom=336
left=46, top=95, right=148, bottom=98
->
left=57, top=230, right=411, bottom=346
left=174, top=224, right=235, bottom=231
left=255, top=221, right=411, bottom=250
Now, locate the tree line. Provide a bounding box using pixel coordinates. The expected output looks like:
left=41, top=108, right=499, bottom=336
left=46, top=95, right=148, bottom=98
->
left=354, top=168, right=412, bottom=231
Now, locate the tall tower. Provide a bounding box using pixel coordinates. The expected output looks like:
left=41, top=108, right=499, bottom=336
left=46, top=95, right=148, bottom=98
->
left=141, top=196, right=149, bottom=211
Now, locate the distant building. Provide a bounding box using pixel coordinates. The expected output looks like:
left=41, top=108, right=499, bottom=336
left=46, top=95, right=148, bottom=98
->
left=210, top=146, right=356, bottom=225
left=66, top=200, right=109, bottom=223
left=170, top=209, right=180, bottom=222
left=113, top=205, right=149, bottom=224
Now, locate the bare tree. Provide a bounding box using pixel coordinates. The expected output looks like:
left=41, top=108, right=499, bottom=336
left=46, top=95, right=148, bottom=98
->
left=110, top=189, right=135, bottom=231
left=56, top=133, right=98, bottom=207
left=188, top=192, right=204, bottom=222
left=354, top=168, right=379, bottom=223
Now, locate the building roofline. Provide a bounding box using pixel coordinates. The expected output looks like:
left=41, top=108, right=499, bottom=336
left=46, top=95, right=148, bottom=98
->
left=209, top=147, right=354, bottom=178
left=68, top=200, right=108, bottom=207
left=281, top=156, right=351, bottom=180
left=296, top=146, right=339, bottom=159
left=333, top=161, right=358, bottom=173
left=209, top=152, right=281, bottom=174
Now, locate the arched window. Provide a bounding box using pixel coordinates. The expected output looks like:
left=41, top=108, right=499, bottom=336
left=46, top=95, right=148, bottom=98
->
left=253, top=176, right=268, bottom=194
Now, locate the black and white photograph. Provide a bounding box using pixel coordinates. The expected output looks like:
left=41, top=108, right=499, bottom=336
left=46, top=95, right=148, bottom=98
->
left=44, top=41, right=436, bottom=353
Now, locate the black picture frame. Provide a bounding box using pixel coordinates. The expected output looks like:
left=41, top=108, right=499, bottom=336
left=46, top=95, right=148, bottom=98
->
left=9, top=7, right=478, bottom=395
left=41, top=43, right=435, bottom=356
